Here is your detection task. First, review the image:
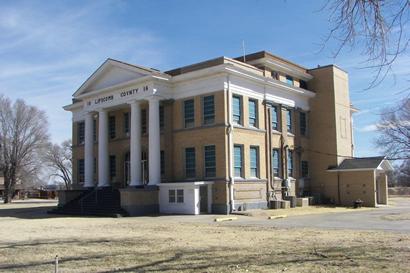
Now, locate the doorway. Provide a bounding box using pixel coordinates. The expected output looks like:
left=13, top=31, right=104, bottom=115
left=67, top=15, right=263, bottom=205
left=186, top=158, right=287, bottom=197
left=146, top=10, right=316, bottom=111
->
left=199, top=185, right=208, bottom=213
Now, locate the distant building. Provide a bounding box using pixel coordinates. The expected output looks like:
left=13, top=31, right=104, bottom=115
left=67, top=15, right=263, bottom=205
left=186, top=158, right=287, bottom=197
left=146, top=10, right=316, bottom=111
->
left=60, top=51, right=392, bottom=215
left=0, top=171, right=23, bottom=200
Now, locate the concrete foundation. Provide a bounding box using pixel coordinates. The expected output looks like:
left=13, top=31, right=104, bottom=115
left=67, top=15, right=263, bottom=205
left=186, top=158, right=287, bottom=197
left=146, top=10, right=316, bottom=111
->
left=119, top=186, right=159, bottom=216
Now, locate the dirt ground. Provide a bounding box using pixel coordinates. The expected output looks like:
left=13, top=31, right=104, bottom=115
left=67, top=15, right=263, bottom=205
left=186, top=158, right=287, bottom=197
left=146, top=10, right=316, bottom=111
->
left=0, top=199, right=409, bottom=273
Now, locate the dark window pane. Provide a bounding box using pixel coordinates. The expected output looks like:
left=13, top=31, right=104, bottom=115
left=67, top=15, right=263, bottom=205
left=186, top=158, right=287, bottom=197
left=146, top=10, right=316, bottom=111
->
left=250, top=147, right=258, bottom=178
left=272, top=149, right=280, bottom=177
left=160, top=105, right=165, bottom=129
left=204, top=145, right=216, bottom=177
left=109, top=116, right=116, bottom=139
left=169, top=189, right=175, bottom=203
left=301, top=161, right=309, bottom=177
left=78, top=122, right=85, bottom=144
left=203, top=96, right=215, bottom=125
left=300, top=112, right=307, bottom=136
left=185, top=147, right=196, bottom=178
left=160, top=150, right=165, bottom=175
left=177, top=189, right=184, bottom=203
left=234, top=145, right=243, bottom=178
left=286, top=109, right=292, bottom=132
left=124, top=112, right=130, bottom=135
left=287, top=150, right=293, bottom=177
left=271, top=106, right=279, bottom=130
left=184, top=99, right=195, bottom=128
left=78, top=159, right=84, bottom=182
left=141, top=109, right=147, bottom=134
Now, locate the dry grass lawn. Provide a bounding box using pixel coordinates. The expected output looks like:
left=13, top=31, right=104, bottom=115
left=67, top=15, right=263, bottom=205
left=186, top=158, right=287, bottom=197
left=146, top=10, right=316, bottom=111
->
left=0, top=201, right=409, bottom=273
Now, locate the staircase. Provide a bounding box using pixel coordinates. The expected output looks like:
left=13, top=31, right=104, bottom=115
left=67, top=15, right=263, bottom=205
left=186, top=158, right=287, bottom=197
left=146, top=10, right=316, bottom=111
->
left=50, top=187, right=128, bottom=217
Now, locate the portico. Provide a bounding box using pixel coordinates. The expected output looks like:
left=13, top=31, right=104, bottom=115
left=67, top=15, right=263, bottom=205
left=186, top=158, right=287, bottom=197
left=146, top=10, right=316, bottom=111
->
left=82, top=96, right=163, bottom=188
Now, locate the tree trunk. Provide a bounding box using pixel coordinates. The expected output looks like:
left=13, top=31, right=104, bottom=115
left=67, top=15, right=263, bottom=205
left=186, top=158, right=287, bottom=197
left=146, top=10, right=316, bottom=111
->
left=3, top=176, right=12, bottom=203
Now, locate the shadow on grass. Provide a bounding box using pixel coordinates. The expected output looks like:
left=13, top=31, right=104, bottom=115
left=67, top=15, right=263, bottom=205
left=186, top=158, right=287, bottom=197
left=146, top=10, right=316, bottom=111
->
left=0, top=205, right=61, bottom=219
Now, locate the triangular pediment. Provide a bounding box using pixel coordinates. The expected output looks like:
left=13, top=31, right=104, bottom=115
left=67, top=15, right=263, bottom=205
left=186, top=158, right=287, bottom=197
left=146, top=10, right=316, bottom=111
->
left=74, top=59, right=158, bottom=97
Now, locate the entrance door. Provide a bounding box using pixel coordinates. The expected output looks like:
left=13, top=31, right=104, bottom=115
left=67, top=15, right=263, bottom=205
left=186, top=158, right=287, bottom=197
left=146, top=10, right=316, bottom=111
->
left=199, top=186, right=208, bottom=213
left=142, top=151, right=148, bottom=185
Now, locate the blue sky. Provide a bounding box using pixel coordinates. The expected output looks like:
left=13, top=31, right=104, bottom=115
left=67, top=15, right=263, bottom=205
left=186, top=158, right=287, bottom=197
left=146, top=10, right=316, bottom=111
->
left=0, top=0, right=408, bottom=157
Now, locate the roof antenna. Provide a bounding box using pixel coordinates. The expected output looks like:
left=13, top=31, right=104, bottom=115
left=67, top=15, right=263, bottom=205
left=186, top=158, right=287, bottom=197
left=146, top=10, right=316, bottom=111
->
left=242, top=40, right=246, bottom=62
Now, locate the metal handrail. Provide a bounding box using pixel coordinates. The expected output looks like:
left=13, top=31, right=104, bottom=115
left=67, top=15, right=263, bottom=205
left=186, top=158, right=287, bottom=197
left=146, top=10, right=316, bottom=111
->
left=79, top=188, right=98, bottom=214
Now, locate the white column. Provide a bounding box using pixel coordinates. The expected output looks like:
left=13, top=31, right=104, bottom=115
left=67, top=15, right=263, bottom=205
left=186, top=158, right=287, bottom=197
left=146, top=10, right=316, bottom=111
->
left=84, top=112, right=94, bottom=188
left=98, top=109, right=110, bottom=187
left=148, top=96, right=161, bottom=185
left=129, top=100, right=142, bottom=186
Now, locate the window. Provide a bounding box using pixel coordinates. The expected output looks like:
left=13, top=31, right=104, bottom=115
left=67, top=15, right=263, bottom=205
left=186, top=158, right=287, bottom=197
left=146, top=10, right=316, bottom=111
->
left=301, top=161, right=309, bottom=177
left=185, top=147, right=196, bottom=178
left=271, top=106, right=279, bottom=131
left=300, top=80, right=307, bottom=89
left=124, top=112, right=130, bottom=135
left=177, top=189, right=184, bottom=203
left=160, top=151, right=165, bottom=175
left=272, top=71, right=279, bottom=80
left=141, top=109, right=147, bottom=134
left=232, top=96, right=242, bottom=125
left=203, top=95, right=215, bottom=125
left=286, top=75, right=294, bottom=86
left=286, top=109, right=292, bottom=132
left=234, top=145, right=243, bottom=178
left=287, top=150, right=293, bottom=177
left=109, top=116, right=116, bottom=139
left=78, top=159, right=84, bottom=182
left=160, top=105, right=164, bottom=129
left=300, top=112, right=307, bottom=136
left=184, top=99, right=195, bottom=128
left=248, top=99, right=257, bottom=127
left=77, top=121, right=85, bottom=144
left=204, top=145, right=216, bottom=177
left=272, top=149, right=280, bottom=177
left=169, top=189, right=175, bottom=203
left=109, top=155, right=116, bottom=179
left=250, top=146, right=259, bottom=178
left=93, top=119, right=97, bottom=142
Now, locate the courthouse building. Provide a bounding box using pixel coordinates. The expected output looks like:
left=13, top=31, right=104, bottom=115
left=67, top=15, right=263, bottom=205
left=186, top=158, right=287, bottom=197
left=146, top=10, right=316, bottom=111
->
left=60, top=51, right=392, bottom=215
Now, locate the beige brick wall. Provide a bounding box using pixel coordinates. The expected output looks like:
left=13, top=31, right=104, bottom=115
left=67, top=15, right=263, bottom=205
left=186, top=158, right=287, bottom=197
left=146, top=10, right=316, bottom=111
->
left=339, top=170, right=376, bottom=207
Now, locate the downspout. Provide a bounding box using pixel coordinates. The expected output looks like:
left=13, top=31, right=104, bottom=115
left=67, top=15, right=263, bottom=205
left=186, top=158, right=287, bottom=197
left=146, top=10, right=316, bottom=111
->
left=265, top=101, right=272, bottom=207
left=226, top=74, right=235, bottom=213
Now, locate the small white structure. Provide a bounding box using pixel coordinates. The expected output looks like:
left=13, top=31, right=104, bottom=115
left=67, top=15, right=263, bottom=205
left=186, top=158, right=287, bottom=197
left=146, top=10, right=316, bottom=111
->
left=158, top=182, right=213, bottom=215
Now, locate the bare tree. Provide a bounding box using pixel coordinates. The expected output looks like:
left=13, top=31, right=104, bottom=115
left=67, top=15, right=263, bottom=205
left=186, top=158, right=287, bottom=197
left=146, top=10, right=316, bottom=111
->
left=0, top=95, right=49, bottom=203
left=376, top=97, right=410, bottom=159
left=323, top=0, right=409, bottom=88
left=44, top=140, right=72, bottom=190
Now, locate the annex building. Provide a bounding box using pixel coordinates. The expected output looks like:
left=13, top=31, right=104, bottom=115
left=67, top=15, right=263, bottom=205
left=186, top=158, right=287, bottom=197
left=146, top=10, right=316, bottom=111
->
left=58, top=51, right=393, bottom=216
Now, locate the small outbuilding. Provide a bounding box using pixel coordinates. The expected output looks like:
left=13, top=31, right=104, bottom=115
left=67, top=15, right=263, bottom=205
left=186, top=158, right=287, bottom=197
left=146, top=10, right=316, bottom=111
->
left=328, top=156, right=394, bottom=207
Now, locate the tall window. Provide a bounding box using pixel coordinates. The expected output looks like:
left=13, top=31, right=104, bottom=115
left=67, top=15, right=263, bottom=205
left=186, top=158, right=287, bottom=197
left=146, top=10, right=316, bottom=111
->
left=203, top=95, right=215, bottom=125
left=109, top=155, right=116, bottom=179
left=300, top=80, right=307, bottom=89
left=141, top=109, right=147, bottom=134
left=169, top=189, right=175, bottom=203
left=250, top=146, right=259, bottom=178
left=271, top=106, right=279, bottom=130
left=272, top=71, right=279, bottom=80
left=301, top=161, right=309, bottom=177
left=78, top=159, right=84, bottom=182
left=232, top=96, right=242, bottom=125
left=272, top=149, right=280, bottom=177
left=124, top=112, right=130, bottom=135
left=185, top=147, right=196, bottom=178
left=77, top=121, right=85, bottom=144
left=160, top=151, right=165, bottom=175
left=184, top=99, right=195, bottom=128
left=287, top=150, right=293, bottom=177
left=204, top=145, right=216, bottom=177
left=109, top=116, right=116, bottom=139
left=286, top=75, right=294, bottom=86
left=300, top=112, right=307, bottom=136
left=93, top=119, right=97, bottom=142
left=160, top=105, right=164, bottom=129
left=286, top=109, right=292, bottom=132
left=234, top=145, right=243, bottom=178
left=248, top=99, right=257, bottom=127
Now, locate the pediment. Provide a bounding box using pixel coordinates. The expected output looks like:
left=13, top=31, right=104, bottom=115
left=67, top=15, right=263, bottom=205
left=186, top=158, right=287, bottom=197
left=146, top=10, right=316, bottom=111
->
left=74, top=59, right=156, bottom=97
